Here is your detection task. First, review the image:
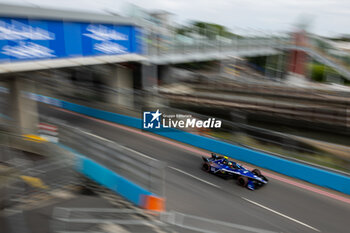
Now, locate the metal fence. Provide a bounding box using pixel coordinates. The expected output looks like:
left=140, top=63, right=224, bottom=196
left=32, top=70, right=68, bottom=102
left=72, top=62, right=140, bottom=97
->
left=43, top=118, right=167, bottom=197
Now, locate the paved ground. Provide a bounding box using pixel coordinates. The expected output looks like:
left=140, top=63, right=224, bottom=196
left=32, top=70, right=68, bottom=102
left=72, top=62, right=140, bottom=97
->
left=40, top=104, right=350, bottom=233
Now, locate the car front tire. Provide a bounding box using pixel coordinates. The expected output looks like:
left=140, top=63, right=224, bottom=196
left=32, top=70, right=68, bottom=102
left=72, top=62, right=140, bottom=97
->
left=237, top=176, right=248, bottom=187
left=252, top=169, right=261, bottom=176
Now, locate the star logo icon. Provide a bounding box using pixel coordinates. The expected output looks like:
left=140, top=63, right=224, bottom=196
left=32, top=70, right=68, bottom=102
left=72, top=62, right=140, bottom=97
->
left=150, top=109, right=162, bottom=122
left=143, top=109, right=162, bottom=129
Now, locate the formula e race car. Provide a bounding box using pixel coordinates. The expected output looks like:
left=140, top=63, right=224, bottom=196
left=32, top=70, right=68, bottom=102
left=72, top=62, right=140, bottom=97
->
left=202, top=153, right=268, bottom=190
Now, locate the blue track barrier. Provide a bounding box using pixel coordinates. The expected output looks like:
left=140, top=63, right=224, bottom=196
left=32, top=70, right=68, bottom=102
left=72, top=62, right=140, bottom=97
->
left=38, top=95, right=350, bottom=195
left=156, top=130, right=350, bottom=195
left=78, top=156, right=152, bottom=205
left=61, top=101, right=141, bottom=129
left=57, top=143, right=155, bottom=206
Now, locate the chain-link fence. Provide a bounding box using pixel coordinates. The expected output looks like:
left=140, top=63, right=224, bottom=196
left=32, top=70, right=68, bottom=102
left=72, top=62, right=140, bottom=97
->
left=40, top=117, right=167, bottom=198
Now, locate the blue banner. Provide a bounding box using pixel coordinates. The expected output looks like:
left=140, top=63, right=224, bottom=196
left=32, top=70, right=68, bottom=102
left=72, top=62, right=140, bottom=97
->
left=0, top=17, right=142, bottom=63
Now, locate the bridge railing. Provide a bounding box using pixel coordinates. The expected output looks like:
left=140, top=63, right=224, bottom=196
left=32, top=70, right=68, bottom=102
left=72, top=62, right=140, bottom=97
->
left=146, top=36, right=291, bottom=57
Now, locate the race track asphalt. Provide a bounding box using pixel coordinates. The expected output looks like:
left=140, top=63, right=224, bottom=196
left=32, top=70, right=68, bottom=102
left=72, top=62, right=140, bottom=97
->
left=40, top=104, right=350, bottom=233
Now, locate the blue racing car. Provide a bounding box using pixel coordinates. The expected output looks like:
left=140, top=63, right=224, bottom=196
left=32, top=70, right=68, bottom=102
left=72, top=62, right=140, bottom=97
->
left=202, top=153, right=268, bottom=190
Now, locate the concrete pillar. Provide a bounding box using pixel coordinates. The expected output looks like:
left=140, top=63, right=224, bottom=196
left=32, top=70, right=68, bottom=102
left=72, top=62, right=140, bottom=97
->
left=8, top=77, right=38, bottom=134
left=141, top=63, right=158, bottom=90
left=106, top=65, right=134, bottom=108
left=158, top=65, right=173, bottom=85
left=141, top=64, right=174, bottom=88
left=117, top=65, right=133, bottom=107
left=141, top=64, right=168, bottom=108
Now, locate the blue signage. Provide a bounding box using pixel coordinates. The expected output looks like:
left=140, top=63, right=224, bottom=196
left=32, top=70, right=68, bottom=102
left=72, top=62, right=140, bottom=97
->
left=0, top=17, right=142, bottom=63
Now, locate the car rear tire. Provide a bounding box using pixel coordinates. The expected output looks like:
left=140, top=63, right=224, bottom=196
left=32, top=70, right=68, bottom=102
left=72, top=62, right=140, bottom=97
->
left=237, top=176, right=248, bottom=187
left=252, top=169, right=261, bottom=176
left=202, top=163, right=210, bottom=172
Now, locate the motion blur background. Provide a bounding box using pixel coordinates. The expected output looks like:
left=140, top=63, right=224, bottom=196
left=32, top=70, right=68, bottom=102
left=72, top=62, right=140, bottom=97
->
left=0, top=0, right=349, bottom=233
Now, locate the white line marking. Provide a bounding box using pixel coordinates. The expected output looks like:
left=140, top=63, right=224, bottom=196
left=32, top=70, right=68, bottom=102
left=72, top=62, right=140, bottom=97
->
left=120, top=145, right=157, bottom=161
left=79, top=130, right=157, bottom=161
left=168, top=166, right=221, bottom=189
left=80, top=130, right=114, bottom=143
left=241, top=197, right=321, bottom=232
